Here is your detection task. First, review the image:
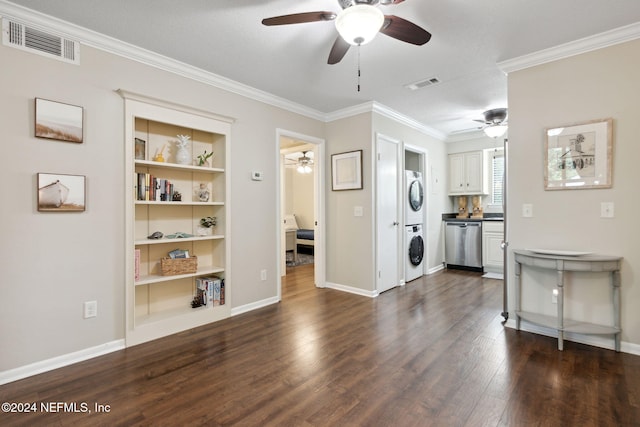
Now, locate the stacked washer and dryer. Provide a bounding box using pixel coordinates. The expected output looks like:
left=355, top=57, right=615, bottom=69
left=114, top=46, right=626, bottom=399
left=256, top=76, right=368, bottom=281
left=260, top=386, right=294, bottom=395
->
left=405, top=170, right=425, bottom=282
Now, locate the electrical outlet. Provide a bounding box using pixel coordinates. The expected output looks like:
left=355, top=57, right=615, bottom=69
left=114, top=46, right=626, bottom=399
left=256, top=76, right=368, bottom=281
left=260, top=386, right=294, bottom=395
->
left=260, top=269, right=267, bottom=281
left=84, top=301, right=97, bottom=318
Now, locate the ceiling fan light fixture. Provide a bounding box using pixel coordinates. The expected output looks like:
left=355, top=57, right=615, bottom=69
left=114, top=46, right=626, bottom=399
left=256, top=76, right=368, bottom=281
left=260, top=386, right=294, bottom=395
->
left=335, top=5, right=384, bottom=45
left=484, top=124, right=508, bottom=138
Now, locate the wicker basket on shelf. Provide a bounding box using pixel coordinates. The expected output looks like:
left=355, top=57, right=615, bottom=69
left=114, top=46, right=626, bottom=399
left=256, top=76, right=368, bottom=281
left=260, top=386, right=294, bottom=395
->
left=160, top=256, right=198, bottom=276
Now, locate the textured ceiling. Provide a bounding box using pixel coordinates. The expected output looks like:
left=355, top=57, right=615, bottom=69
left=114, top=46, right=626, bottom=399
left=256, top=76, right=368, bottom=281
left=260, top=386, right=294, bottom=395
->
left=5, top=0, right=640, bottom=137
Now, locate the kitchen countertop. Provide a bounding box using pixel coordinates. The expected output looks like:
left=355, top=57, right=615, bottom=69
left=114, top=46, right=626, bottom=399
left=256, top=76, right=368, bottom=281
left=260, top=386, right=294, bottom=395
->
left=442, top=213, right=503, bottom=222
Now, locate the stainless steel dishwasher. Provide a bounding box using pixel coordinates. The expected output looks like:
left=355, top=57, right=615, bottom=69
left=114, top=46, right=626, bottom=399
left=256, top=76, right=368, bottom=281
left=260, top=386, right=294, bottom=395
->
left=445, top=221, right=483, bottom=271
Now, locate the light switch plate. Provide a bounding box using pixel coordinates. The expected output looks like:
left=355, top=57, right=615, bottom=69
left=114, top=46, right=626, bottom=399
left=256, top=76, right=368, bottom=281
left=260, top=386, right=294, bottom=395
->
left=354, top=206, right=363, bottom=217
left=522, top=204, right=533, bottom=218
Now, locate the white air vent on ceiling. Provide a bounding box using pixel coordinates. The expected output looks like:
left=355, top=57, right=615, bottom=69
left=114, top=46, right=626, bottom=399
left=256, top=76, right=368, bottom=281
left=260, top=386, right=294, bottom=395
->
left=404, top=77, right=440, bottom=91
left=2, top=18, right=80, bottom=64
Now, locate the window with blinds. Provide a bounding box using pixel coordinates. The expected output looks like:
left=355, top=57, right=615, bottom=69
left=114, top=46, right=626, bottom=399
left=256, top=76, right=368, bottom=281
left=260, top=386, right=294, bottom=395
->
left=491, top=150, right=505, bottom=205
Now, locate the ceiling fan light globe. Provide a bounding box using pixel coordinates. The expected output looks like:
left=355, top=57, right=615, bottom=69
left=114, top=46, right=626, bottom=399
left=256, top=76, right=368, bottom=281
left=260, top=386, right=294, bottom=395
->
left=335, top=5, right=384, bottom=46
left=484, top=124, right=508, bottom=138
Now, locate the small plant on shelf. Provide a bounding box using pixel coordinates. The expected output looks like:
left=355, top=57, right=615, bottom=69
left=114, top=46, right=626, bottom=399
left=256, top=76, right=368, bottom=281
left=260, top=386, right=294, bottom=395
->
left=196, top=150, right=214, bottom=167
left=200, top=216, right=217, bottom=228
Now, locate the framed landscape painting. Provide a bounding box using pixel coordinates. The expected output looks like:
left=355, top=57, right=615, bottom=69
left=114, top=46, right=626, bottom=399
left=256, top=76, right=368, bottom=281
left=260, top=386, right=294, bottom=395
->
left=35, top=98, right=84, bottom=143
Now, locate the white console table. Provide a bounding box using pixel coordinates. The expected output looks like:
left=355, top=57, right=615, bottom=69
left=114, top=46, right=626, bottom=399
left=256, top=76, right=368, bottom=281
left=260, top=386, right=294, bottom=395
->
left=513, top=250, right=622, bottom=351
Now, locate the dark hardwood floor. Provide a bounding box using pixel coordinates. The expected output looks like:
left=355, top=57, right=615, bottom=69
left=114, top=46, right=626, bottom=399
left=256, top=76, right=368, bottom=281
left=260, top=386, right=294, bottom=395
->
left=1, top=266, right=639, bottom=426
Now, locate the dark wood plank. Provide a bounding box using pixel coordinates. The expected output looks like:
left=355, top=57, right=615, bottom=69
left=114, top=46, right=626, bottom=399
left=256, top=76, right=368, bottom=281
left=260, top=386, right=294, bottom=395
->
left=1, top=266, right=638, bottom=426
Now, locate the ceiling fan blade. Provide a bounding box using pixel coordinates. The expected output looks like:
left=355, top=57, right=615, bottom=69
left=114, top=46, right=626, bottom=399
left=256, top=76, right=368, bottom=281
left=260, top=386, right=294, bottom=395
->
left=380, top=15, right=431, bottom=45
left=380, top=0, right=406, bottom=4
left=262, top=11, right=337, bottom=26
left=328, top=35, right=350, bottom=65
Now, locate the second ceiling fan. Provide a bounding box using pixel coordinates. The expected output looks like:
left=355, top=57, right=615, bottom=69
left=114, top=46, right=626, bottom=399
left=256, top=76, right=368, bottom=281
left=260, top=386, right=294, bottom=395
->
left=262, top=0, right=431, bottom=64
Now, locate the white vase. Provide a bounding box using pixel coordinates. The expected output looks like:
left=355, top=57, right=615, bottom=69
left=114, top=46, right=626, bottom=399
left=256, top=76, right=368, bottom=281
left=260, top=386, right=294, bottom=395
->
left=176, top=146, right=190, bottom=165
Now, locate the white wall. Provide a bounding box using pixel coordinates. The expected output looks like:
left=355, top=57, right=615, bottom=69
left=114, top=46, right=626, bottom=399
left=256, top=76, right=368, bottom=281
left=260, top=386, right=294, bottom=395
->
left=507, top=39, right=640, bottom=348
left=0, top=42, right=325, bottom=372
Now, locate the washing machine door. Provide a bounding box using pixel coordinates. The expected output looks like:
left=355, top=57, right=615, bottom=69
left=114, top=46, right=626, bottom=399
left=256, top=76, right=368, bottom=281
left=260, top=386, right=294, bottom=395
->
left=409, top=234, right=424, bottom=266
left=408, top=179, right=424, bottom=211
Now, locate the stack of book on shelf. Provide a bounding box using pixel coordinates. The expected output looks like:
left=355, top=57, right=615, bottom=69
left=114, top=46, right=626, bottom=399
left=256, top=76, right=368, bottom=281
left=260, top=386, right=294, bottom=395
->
left=136, top=173, right=176, bottom=201
left=195, top=276, right=225, bottom=308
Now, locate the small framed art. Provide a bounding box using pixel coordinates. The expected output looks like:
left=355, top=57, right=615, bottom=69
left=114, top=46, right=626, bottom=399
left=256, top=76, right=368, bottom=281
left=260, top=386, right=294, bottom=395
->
left=37, top=173, right=86, bottom=212
left=332, top=150, right=363, bottom=191
left=544, top=118, right=613, bottom=190
left=35, top=98, right=84, bottom=143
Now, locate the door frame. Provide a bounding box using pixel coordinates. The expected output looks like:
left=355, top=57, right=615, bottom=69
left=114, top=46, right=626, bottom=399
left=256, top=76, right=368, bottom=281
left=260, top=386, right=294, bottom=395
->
left=375, top=133, right=403, bottom=294
left=276, top=128, right=326, bottom=300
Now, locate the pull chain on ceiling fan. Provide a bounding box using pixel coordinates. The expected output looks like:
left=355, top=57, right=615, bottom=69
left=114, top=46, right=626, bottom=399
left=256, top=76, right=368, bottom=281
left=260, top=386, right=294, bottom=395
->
left=262, top=0, right=431, bottom=66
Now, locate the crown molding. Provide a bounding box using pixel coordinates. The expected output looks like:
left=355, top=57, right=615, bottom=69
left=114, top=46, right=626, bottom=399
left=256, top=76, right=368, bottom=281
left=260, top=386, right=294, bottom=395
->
left=325, top=101, right=445, bottom=140
left=0, top=0, right=327, bottom=122
left=499, top=21, right=640, bottom=74
left=0, top=0, right=445, bottom=139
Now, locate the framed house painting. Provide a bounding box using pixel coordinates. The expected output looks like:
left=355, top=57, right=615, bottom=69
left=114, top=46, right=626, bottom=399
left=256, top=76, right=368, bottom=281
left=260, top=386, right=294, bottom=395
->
left=544, top=118, right=613, bottom=190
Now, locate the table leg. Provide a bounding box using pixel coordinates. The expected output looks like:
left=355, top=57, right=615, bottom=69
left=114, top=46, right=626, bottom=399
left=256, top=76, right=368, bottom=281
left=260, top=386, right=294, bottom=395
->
left=557, top=268, right=564, bottom=351
left=515, top=260, right=521, bottom=330
left=612, top=270, right=621, bottom=352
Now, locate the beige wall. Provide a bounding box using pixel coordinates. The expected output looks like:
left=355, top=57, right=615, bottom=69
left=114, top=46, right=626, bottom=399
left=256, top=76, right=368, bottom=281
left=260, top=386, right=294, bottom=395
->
left=325, top=113, right=375, bottom=292
left=0, top=42, right=325, bottom=372
left=507, top=39, right=640, bottom=348
left=285, top=168, right=314, bottom=230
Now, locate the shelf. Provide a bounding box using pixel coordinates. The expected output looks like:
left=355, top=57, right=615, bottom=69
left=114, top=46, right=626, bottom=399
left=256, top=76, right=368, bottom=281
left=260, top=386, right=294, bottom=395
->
left=135, top=265, right=225, bottom=286
left=516, top=311, right=621, bottom=335
left=136, top=235, right=224, bottom=245
left=134, top=200, right=224, bottom=206
left=135, top=159, right=224, bottom=174
left=135, top=303, right=226, bottom=327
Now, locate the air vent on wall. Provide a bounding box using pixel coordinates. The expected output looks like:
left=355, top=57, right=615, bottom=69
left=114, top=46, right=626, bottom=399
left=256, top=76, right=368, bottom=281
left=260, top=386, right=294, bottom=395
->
left=2, top=18, right=80, bottom=65
left=404, top=76, right=440, bottom=91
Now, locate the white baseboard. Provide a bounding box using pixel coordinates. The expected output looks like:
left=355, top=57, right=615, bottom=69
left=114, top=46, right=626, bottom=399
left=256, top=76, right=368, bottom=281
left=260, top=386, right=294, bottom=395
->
left=504, top=318, right=639, bottom=356
left=325, top=282, right=378, bottom=298
left=231, top=296, right=280, bottom=316
left=427, top=264, right=445, bottom=275
left=0, top=340, right=125, bottom=386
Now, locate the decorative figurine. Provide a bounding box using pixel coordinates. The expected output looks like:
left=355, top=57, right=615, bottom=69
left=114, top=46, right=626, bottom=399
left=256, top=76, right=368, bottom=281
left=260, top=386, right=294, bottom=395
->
left=153, top=144, right=166, bottom=162
left=197, top=182, right=210, bottom=202
left=175, top=134, right=191, bottom=165
left=172, top=191, right=182, bottom=202
left=148, top=231, right=163, bottom=239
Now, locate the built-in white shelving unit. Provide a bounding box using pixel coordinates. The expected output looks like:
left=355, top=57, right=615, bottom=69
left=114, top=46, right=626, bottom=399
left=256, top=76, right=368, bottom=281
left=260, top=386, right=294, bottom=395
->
left=119, top=90, right=232, bottom=346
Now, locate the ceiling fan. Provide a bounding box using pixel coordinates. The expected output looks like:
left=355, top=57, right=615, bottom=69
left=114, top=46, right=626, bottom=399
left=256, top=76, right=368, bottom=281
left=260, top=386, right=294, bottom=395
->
left=285, top=151, right=315, bottom=173
left=474, top=108, right=508, bottom=138
left=262, top=0, right=432, bottom=64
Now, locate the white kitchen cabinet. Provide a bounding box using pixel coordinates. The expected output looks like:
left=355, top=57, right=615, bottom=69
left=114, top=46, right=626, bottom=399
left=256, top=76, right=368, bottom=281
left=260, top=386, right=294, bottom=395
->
left=448, top=151, right=487, bottom=195
left=482, top=220, right=504, bottom=273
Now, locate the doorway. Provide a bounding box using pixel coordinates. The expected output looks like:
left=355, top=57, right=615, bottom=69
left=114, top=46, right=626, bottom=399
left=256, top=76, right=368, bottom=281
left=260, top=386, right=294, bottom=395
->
left=276, top=129, right=325, bottom=301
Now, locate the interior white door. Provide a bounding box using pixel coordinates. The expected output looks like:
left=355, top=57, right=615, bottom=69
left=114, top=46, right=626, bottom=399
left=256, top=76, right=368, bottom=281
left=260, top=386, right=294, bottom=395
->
left=376, top=134, right=401, bottom=293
